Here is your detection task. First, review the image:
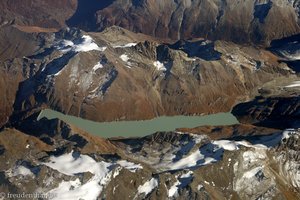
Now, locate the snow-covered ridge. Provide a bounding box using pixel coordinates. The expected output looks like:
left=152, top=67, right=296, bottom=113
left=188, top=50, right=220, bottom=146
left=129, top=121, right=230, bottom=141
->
left=57, top=35, right=107, bottom=53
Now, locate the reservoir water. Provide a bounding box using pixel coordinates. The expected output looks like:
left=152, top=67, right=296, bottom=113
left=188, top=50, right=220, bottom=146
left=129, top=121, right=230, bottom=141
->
left=37, top=109, right=239, bottom=138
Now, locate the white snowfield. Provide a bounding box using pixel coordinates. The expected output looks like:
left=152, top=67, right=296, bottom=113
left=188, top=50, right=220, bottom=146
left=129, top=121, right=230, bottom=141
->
left=42, top=152, right=143, bottom=200
left=58, top=35, right=107, bottom=53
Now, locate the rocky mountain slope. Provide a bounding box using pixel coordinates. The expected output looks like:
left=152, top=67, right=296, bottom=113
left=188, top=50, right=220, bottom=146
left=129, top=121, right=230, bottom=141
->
left=1, top=0, right=300, bottom=45
left=70, top=0, right=300, bottom=44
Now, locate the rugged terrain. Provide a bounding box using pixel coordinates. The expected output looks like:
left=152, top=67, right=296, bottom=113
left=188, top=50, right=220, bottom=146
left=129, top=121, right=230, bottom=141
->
left=0, top=0, right=299, bottom=199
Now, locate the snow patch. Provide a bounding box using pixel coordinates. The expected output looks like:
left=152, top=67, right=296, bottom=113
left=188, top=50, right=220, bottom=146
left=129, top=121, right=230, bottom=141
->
left=43, top=152, right=108, bottom=176
left=168, top=171, right=193, bottom=198
left=113, top=167, right=121, bottom=178
left=117, top=160, right=143, bottom=172
left=120, top=54, right=132, bottom=68
left=280, top=51, right=300, bottom=60
left=54, top=70, right=62, bottom=76
left=243, top=167, right=263, bottom=179
left=120, top=54, right=129, bottom=62
left=213, top=140, right=240, bottom=151
left=154, top=130, right=298, bottom=172
left=137, top=178, right=158, bottom=196
left=234, top=166, right=265, bottom=193
left=44, top=152, right=113, bottom=200
left=153, top=61, right=166, bottom=71
left=285, top=81, right=300, bottom=88
left=281, top=159, right=300, bottom=188
left=191, top=134, right=207, bottom=144
left=93, top=62, right=104, bottom=71
left=282, top=129, right=299, bottom=139
left=166, top=147, right=218, bottom=171
left=197, top=184, right=204, bottom=191
left=168, top=181, right=180, bottom=197
left=113, top=43, right=137, bottom=48
left=243, top=151, right=266, bottom=165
